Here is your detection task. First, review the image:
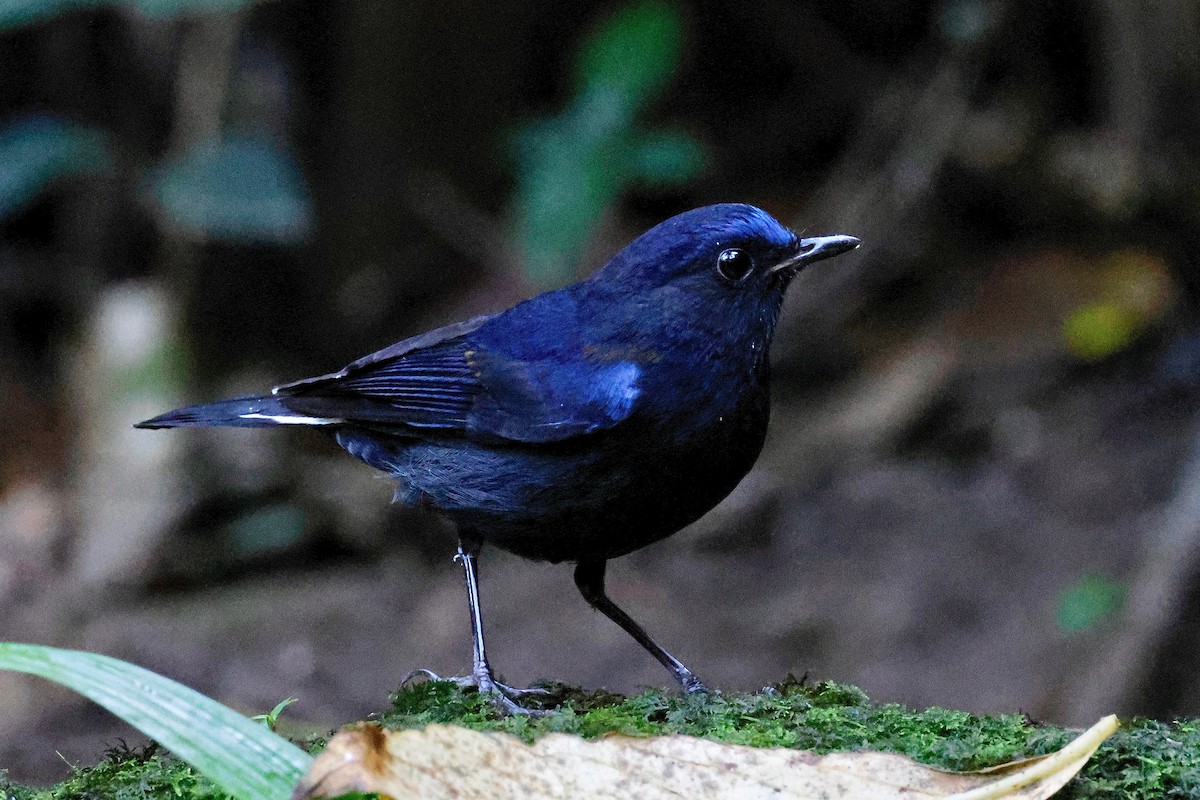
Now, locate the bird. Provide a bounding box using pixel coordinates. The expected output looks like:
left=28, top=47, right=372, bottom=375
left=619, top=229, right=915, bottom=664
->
left=137, top=203, right=859, bottom=713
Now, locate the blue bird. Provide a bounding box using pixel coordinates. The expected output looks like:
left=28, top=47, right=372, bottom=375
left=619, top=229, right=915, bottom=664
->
left=137, top=203, right=859, bottom=712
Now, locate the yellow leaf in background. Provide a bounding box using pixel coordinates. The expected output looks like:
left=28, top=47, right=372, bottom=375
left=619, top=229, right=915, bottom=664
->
left=1063, top=302, right=1138, bottom=360
left=293, top=715, right=1118, bottom=800
left=1062, top=249, right=1173, bottom=361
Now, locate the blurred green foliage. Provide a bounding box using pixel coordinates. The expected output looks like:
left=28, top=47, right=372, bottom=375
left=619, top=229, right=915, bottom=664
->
left=1, top=0, right=699, bottom=272
left=0, top=0, right=311, bottom=244
left=573, top=0, right=681, bottom=107
left=936, top=0, right=996, bottom=45
left=225, top=502, right=308, bottom=558
left=510, top=0, right=705, bottom=287
left=148, top=135, right=312, bottom=245
left=1057, top=574, right=1126, bottom=634
left=0, top=0, right=261, bottom=30
left=0, top=116, right=312, bottom=243
left=0, top=115, right=111, bottom=218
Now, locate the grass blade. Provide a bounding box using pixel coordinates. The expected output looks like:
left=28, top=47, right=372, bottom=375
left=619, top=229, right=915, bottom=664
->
left=0, top=643, right=312, bottom=800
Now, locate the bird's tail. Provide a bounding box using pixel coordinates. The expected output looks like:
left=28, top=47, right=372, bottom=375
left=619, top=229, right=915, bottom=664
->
left=135, top=395, right=340, bottom=429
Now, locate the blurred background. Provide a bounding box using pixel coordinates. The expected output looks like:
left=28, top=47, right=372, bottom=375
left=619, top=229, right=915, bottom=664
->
left=2, top=0, right=1200, bottom=785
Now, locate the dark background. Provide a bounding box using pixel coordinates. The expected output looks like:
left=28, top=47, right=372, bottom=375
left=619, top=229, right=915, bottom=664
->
left=3, top=0, right=1200, bottom=785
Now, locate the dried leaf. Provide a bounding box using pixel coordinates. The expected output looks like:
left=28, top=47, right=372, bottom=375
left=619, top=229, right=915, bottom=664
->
left=294, top=714, right=1117, bottom=800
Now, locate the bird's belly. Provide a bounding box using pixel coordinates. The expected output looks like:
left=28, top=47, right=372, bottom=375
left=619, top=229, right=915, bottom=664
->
left=346, top=408, right=768, bottom=563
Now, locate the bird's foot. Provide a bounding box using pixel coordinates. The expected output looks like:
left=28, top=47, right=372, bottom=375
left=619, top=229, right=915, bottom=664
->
left=472, top=671, right=553, bottom=716
left=402, top=668, right=552, bottom=715
left=675, top=668, right=711, bottom=695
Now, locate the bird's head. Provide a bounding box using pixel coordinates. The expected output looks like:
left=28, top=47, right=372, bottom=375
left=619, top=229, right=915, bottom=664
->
left=592, top=203, right=859, bottom=310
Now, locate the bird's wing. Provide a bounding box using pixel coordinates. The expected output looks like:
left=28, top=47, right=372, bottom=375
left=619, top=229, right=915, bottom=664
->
left=274, top=314, right=642, bottom=443
left=274, top=314, right=494, bottom=393
left=463, top=348, right=643, bottom=442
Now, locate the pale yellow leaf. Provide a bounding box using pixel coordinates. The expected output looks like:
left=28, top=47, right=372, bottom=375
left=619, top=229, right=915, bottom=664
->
left=293, top=714, right=1118, bottom=800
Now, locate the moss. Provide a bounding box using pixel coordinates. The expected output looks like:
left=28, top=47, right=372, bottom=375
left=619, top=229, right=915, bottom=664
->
left=1, top=774, right=41, bottom=800
left=1, top=743, right=228, bottom=800
left=5, top=679, right=1200, bottom=799
left=378, top=677, right=1200, bottom=799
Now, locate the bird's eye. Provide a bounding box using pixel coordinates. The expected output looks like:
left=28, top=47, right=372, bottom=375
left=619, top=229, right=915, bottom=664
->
left=716, top=248, right=753, bottom=282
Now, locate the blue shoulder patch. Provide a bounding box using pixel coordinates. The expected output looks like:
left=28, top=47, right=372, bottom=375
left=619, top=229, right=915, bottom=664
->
left=588, top=361, right=641, bottom=422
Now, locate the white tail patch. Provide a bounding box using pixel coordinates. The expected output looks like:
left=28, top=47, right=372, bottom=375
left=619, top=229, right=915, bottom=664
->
left=238, top=413, right=344, bottom=426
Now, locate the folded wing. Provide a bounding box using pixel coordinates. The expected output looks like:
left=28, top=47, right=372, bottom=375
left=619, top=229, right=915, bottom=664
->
left=275, top=315, right=642, bottom=443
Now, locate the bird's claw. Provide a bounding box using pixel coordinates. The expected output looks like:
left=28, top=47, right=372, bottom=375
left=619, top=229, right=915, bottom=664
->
left=401, top=668, right=552, bottom=715
left=401, top=668, right=443, bottom=685
left=488, top=680, right=553, bottom=698
left=672, top=667, right=710, bottom=695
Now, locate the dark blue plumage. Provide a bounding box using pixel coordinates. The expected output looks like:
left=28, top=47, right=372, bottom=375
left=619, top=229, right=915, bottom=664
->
left=138, top=203, right=859, bottom=710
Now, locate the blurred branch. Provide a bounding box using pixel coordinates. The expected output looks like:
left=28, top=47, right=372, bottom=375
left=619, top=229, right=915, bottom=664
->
left=731, top=2, right=1005, bottom=379
left=1097, top=0, right=1151, bottom=153
left=69, top=11, right=243, bottom=590
left=1050, top=417, right=1200, bottom=721
left=170, top=14, right=239, bottom=151
left=783, top=47, right=983, bottom=347
left=155, top=11, right=241, bottom=293
left=398, top=170, right=527, bottom=288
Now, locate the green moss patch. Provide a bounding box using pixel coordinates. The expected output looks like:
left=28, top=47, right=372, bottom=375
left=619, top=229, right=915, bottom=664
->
left=2, top=743, right=225, bottom=800
left=380, top=678, right=1200, bottom=799
left=5, top=680, right=1200, bottom=799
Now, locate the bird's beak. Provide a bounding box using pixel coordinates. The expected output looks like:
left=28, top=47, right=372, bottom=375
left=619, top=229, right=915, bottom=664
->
left=771, top=234, right=861, bottom=274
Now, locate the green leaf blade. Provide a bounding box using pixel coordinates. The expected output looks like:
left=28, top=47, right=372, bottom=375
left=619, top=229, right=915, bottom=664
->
left=0, top=643, right=312, bottom=800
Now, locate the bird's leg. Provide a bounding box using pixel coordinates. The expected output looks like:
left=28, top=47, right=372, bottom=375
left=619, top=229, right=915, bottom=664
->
left=458, top=539, right=489, bottom=680
left=450, top=539, right=547, bottom=713
left=574, top=559, right=709, bottom=694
